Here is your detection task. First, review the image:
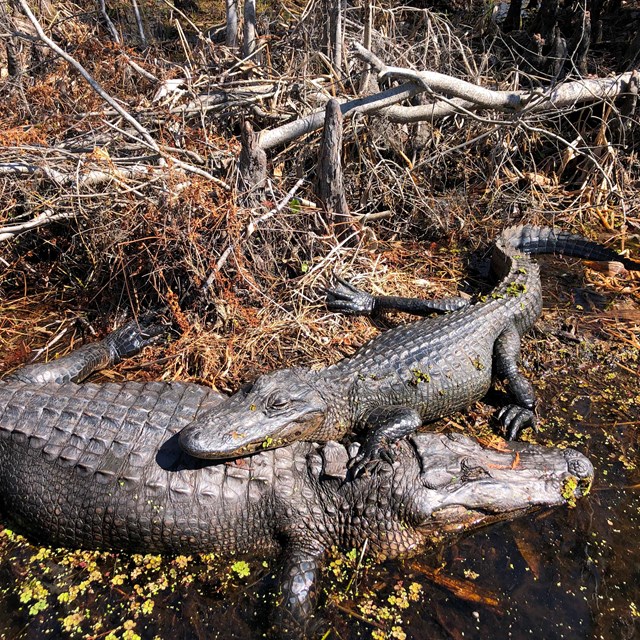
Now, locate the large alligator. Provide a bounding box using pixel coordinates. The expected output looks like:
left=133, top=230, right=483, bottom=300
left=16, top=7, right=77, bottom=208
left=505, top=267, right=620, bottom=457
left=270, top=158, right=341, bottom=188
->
left=179, top=225, right=640, bottom=474
left=0, top=320, right=593, bottom=633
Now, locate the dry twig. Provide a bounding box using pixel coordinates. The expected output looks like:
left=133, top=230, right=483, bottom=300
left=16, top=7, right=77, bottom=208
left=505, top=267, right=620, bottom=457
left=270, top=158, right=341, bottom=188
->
left=0, top=209, right=73, bottom=242
left=204, top=177, right=306, bottom=289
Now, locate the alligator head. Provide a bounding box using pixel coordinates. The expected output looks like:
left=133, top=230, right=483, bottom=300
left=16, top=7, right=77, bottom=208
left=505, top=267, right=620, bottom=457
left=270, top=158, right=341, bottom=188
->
left=179, top=367, right=327, bottom=458
left=305, top=433, right=593, bottom=561
left=402, top=433, right=594, bottom=543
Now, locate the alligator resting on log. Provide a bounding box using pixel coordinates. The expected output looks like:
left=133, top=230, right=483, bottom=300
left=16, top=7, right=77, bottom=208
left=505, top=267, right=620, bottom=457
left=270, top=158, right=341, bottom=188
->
left=178, top=225, right=640, bottom=475
left=0, top=320, right=593, bottom=634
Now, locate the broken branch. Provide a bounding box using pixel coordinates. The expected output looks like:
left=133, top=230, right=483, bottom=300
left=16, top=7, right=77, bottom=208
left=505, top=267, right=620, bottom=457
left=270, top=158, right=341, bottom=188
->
left=0, top=161, right=153, bottom=187
left=0, top=209, right=74, bottom=242
left=258, top=82, right=421, bottom=150
left=258, top=42, right=639, bottom=150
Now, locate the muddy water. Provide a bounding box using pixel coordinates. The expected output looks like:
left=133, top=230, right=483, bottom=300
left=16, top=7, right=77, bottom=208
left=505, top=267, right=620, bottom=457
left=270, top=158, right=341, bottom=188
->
left=0, top=347, right=637, bottom=640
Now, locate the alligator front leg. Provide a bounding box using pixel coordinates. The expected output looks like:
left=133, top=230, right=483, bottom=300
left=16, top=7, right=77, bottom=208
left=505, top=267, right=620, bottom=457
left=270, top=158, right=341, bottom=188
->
left=5, top=314, right=166, bottom=384
left=350, top=406, right=422, bottom=477
left=275, top=543, right=326, bottom=637
left=493, top=324, right=537, bottom=439
left=325, top=277, right=469, bottom=317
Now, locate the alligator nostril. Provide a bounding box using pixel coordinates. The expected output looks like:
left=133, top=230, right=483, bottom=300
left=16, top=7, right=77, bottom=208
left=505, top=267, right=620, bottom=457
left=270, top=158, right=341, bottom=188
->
left=182, top=429, right=200, bottom=443
left=564, top=451, right=593, bottom=479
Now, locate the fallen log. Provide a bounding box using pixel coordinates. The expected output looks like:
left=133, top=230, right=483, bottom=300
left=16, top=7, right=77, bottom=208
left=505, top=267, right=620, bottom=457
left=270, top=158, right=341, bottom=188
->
left=257, top=42, right=639, bottom=150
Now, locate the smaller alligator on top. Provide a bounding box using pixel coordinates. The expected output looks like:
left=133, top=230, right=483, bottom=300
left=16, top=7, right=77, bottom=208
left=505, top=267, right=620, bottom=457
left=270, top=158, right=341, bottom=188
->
left=179, top=225, right=640, bottom=473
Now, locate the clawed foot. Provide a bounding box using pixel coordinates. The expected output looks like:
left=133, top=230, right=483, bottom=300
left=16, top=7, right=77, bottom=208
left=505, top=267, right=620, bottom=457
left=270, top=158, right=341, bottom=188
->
left=324, top=277, right=376, bottom=316
left=107, top=313, right=170, bottom=361
left=348, top=437, right=396, bottom=478
left=498, top=404, right=537, bottom=440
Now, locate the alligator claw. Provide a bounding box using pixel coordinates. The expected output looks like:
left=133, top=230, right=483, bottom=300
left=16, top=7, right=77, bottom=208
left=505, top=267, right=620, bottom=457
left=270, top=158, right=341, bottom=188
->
left=324, top=277, right=376, bottom=316
left=380, top=447, right=396, bottom=465
left=106, top=313, right=170, bottom=361
left=348, top=438, right=395, bottom=478
left=348, top=455, right=375, bottom=480
left=497, top=404, right=537, bottom=440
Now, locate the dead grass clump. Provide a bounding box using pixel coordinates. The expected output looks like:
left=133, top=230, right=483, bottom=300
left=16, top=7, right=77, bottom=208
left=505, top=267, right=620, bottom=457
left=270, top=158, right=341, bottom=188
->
left=1, top=1, right=639, bottom=390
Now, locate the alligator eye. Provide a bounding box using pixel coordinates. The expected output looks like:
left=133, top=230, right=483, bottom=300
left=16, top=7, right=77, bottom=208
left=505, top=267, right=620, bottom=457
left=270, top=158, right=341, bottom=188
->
left=460, top=458, right=491, bottom=482
left=266, top=394, right=290, bottom=410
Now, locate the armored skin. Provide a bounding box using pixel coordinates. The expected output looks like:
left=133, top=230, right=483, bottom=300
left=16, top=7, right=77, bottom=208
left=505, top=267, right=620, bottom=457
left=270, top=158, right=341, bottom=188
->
left=0, top=320, right=593, bottom=631
left=178, top=225, right=640, bottom=473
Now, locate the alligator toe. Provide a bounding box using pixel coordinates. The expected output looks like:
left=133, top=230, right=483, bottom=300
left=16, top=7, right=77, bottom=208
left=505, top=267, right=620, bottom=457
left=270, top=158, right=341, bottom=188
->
left=498, top=404, right=537, bottom=440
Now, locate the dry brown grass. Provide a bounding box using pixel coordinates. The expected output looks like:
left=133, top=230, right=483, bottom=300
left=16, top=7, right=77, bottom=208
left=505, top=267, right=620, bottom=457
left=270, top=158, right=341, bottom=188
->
left=1, top=1, right=639, bottom=389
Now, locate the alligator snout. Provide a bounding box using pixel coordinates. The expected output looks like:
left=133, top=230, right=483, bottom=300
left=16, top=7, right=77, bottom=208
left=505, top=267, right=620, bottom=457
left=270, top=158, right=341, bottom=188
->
left=179, top=427, right=209, bottom=458
left=179, top=421, right=266, bottom=459
left=563, top=449, right=594, bottom=479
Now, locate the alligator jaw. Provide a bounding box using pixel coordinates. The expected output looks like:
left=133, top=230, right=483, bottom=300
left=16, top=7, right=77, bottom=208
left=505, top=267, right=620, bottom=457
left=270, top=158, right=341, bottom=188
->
left=179, top=410, right=326, bottom=459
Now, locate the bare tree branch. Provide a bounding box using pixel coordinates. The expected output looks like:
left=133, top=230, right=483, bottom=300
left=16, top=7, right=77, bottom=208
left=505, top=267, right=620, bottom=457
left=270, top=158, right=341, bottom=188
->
left=375, top=67, right=526, bottom=111
left=126, top=57, right=158, bottom=83
left=243, top=0, right=257, bottom=59
left=16, top=0, right=160, bottom=151
left=226, top=0, right=238, bottom=48
left=360, top=0, right=373, bottom=92
left=380, top=72, right=638, bottom=123
left=258, top=42, right=639, bottom=150
left=0, top=161, right=153, bottom=187
left=352, top=42, right=638, bottom=118
left=328, top=0, right=344, bottom=72
left=259, top=82, right=421, bottom=150
left=97, top=0, right=120, bottom=44
left=131, top=0, right=147, bottom=48
left=0, top=209, right=73, bottom=242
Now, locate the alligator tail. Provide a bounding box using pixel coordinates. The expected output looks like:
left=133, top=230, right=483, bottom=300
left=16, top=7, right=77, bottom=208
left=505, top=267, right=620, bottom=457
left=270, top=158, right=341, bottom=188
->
left=499, top=225, right=640, bottom=271
left=5, top=315, right=167, bottom=385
